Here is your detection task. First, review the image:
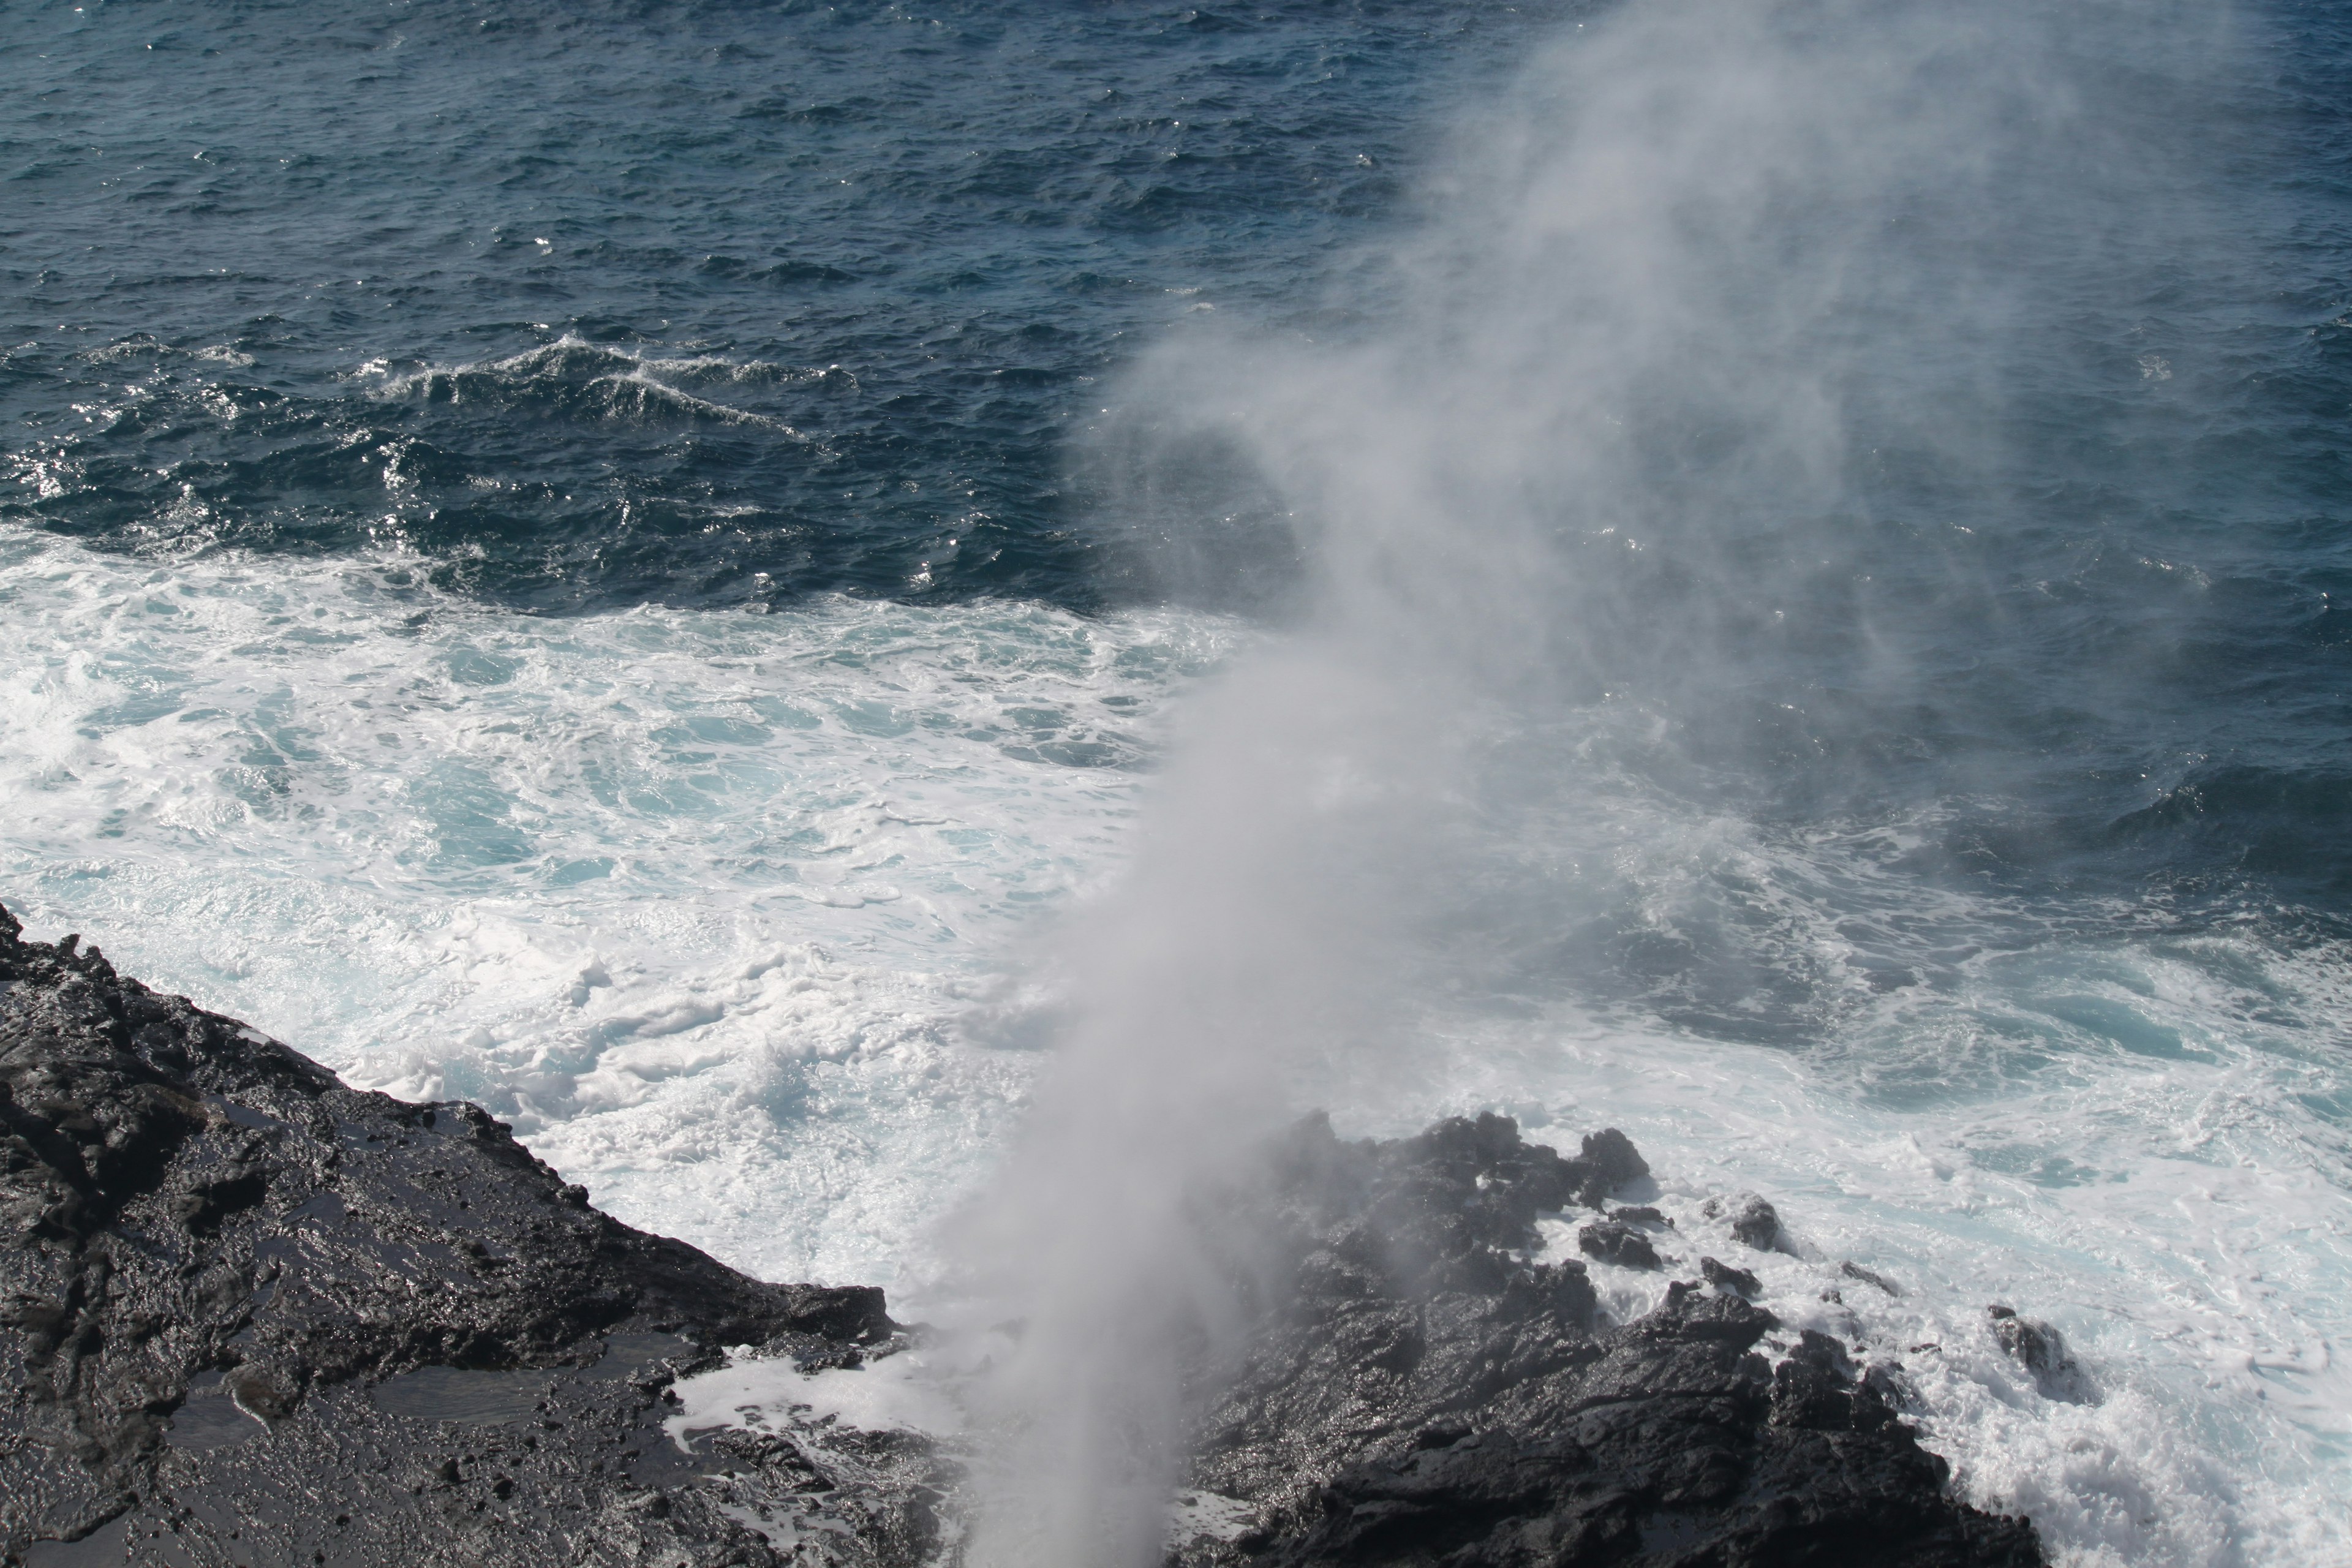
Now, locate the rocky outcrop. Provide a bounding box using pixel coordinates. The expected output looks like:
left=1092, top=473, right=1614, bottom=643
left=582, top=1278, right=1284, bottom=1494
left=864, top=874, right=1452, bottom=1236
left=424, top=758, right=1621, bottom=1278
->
left=0, top=904, right=944, bottom=1567
left=2, top=902, right=2046, bottom=1567
left=1987, top=1306, right=2094, bottom=1406
left=1172, top=1112, right=2046, bottom=1567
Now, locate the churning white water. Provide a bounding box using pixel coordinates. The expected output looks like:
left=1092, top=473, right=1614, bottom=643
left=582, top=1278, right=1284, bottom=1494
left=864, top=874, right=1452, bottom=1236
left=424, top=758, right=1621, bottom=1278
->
left=0, top=524, right=1241, bottom=1282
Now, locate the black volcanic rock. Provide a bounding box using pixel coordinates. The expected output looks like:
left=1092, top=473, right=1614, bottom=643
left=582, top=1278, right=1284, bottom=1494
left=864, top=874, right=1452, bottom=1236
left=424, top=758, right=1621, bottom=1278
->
left=1988, top=1306, right=2094, bottom=1405
left=1718, top=1193, right=1784, bottom=1253
left=0, top=904, right=946, bottom=1567
left=1700, top=1256, right=1762, bottom=1298
left=1577, top=1219, right=1662, bottom=1272
left=2, top=905, right=2050, bottom=1568
left=1173, top=1114, right=2045, bottom=1568
left=1842, top=1261, right=1901, bottom=1297
left=1577, top=1128, right=1649, bottom=1195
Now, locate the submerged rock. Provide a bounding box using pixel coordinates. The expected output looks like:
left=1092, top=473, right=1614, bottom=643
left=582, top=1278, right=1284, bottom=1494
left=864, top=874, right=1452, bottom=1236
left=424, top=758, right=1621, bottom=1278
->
left=1842, top=1260, right=1902, bottom=1297
left=1175, top=1114, right=2045, bottom=1568
left=1989, top=1305, right=2095, bottom=1405
left=0, top=904, right=946, bottom=1566
left=1703, top=1191, right=1785, bottom=1253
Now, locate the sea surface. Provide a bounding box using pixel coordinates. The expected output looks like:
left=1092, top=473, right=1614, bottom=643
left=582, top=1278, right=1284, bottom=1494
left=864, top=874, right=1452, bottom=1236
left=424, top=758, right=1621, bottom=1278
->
left=5, top=2, right=2351, bottom=1564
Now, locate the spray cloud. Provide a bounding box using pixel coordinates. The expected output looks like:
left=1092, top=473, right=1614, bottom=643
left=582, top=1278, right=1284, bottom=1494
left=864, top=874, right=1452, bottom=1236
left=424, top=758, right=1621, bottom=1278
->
left=946, top=0, right=2232, bottom=1560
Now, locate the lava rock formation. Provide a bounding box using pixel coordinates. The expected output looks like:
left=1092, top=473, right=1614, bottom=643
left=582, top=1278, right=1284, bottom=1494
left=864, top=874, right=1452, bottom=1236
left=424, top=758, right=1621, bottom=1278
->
left=1174, top=1112, right=2046, bottom=1567
left=0, top=904, right=941, bottom=1567
left=2, top=903, right=2045, bottom=1567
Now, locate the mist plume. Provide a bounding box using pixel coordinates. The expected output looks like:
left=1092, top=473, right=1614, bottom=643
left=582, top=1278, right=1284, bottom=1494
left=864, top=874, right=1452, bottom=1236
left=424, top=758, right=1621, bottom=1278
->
left=949, top=0, right=2226, bottom=1561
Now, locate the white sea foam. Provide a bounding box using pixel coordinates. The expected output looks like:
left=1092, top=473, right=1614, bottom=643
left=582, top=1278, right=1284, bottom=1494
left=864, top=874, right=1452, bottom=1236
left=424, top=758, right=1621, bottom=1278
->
left=356, top=334, right=835, bottom=435
left=1308, top=759, right=2352, bottom=1566
left=665, top=1343, right=968, bottom=1452
left=0, top=524, right=1241, bottom=1282
left=1396, top=954, right=2352, bottom=1568
left=6, top=521, right=2350, bottom=1561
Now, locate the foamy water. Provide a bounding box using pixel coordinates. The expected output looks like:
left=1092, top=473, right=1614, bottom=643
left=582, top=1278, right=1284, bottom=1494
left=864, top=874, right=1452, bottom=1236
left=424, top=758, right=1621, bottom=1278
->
left=9, top=520, right=2351, bottom=1564
left=1405, top=989, right=2352, bottom=1568
left=0, top=524, right=1240, bottom=1281
left=1291, top=758, right=2352, bottom=1565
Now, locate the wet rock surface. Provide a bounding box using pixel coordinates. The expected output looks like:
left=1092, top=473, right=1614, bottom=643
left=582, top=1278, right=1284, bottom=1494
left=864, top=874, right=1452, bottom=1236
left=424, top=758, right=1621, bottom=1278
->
left=0, top=905, right=945, bottom=1567
left=3, top=903, right=2050, bottom=1567
left=1699, top=1256, right=1762, bottom=1300
left=1988, top=1306, right=2095, bottom=1406
left=1708, top=1193, right=1784, bottom=1255
left=1174, top=1112, right=2046, bottom=1568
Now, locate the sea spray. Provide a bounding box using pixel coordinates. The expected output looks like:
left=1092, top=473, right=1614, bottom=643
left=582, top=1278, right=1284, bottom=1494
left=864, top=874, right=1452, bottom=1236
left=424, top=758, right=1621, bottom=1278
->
left=950, top=0, right=2249, bottom=1561
left=948, top=643, right=1440, bottom=1562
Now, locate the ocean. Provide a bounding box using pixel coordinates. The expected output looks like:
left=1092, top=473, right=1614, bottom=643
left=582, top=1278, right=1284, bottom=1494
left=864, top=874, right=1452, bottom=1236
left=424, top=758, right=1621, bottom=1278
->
left=4, top=1, right=2349, bottom=1562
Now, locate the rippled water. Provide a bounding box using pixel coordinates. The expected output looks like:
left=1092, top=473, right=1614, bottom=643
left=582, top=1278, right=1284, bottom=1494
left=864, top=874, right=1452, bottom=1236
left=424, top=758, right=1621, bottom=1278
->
left=3, top=0, right=1544, bottom=608
left=6, top=2, right=2352, bottom=1564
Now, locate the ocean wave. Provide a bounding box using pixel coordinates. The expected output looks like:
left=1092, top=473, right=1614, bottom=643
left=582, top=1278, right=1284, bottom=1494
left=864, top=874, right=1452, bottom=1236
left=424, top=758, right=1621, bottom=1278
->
left=362, top=335, right=832, bottom=437
left=0, top=525, right=1245, bottom=1281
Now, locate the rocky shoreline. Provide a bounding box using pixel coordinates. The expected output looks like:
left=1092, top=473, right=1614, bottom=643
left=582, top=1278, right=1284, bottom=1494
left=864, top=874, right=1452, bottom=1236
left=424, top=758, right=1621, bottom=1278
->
left=2, top=903, right=2045, bottom=1566
left=1170, top=1114, right=2046, bottom=1567
left=0, top=904, right=939, bottom=1567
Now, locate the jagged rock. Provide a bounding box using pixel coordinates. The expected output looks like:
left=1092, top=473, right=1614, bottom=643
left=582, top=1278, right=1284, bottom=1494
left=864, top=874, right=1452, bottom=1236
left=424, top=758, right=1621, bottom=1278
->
left=1577, top=1219, right=1663, bottom=1271
left=1174, top=1115, right=2045, bottom=1568
left=1704, top=1192, right=1783, bottom=1253
left=1988, top=1306, right=2094, bottom=1404
left=0, top=904, right=946, bottom=1567
left=1842, top=1261, right=1901, bottom=1297
left=1700, top=1256, right=1762, bottom=1298
left=1576, top=1128, right=1649, bottom=1202
left=1, top=903, right=2050, bottom=1568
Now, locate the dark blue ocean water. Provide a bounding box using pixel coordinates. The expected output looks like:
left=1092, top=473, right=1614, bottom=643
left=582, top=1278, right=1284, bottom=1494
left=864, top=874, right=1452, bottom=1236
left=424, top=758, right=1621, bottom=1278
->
left=7, top=0, right=2352, bottom=929
left=1, top=0, right=1555, bottom=609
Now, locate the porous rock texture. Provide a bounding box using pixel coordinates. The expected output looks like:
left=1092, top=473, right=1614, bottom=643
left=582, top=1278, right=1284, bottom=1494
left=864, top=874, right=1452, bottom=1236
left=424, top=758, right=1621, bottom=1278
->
left=0, top=904, right=944, bottom=1567
left=1174, top=1112, right=2046, bottom=1567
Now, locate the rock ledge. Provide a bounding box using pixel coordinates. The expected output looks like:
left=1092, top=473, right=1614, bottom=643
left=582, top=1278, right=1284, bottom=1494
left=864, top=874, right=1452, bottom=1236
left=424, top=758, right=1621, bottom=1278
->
left=2, top=906, right=2044, bottom=1567
left=0, top=904, right=937, bottom=1567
